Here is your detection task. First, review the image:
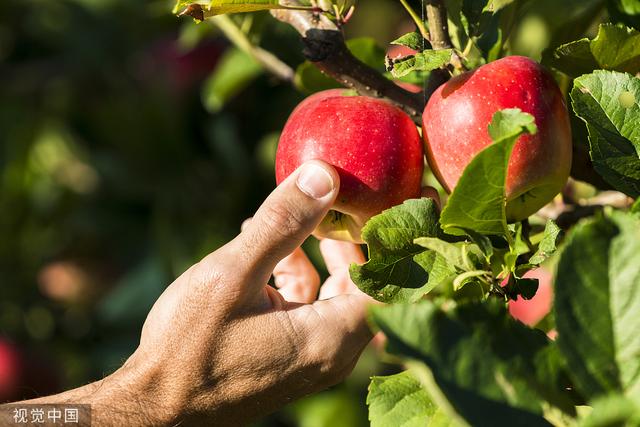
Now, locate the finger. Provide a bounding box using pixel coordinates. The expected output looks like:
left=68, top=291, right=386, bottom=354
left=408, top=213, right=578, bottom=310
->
left=421, top=186, right=441, bottom=210
left=296, top=294, right=373, bottom=373
left=240, top=218, right=252, bottom=231
left=221, top=160, right=339, bottom=290
left=319, top=272, right=358, bottom=300
left=317, top=293, right=373, bottom=349
left=319, top=239, right=365, bottom=275
left=273, top=247, right=320, bottom=303
left=371, top=331, right=387, bottom=352
left=318, top=239, right=365, bottom=300
left=249, top=215, right=321, bottom=303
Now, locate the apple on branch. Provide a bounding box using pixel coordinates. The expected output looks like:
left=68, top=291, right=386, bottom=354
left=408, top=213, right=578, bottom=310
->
left=422, top=56, right=573, bottom=221
left=275, top=89, right=424, bottom=243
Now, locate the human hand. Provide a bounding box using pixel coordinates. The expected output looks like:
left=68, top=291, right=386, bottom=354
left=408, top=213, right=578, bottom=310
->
left=116, top=160, right=372, bottom=425
left=23, top=160, right=440, bottom=426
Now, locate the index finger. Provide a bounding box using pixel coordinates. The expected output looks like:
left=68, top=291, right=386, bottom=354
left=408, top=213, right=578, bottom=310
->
left=319, top=239, right=368, bottom=300
left=320, top=239, right=365, bottom=275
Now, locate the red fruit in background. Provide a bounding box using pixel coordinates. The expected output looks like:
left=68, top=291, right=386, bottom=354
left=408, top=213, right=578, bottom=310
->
left=0, top=339, right=60, bottom=403
left=509, top=268, right=553, bottom=327
left=0, top=339, right=21, bottom=403
left=422, top=56, right=572, bottom=221
left=276, top=89, right=424, bottom=243
left=140, top=39, right=224, bottom=93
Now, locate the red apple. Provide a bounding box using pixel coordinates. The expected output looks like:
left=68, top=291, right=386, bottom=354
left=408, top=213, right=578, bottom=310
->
left=509, top=267, right=553, bottom=327
left=276, top=89, right=424, bottom=243
left=422, top=56, right=572, bottom=221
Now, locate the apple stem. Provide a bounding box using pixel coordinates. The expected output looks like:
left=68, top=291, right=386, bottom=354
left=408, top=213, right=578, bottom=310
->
left=271, top=0, right=425, bottom=123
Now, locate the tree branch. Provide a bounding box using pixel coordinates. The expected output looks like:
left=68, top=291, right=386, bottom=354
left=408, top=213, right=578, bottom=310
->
left=422, top=0, right=456, bottom=98
left=425, top=0, right=453, bottom=50
left=271, top=2, right=425, bottom=123
left=212, top=15, right=295, bottom=82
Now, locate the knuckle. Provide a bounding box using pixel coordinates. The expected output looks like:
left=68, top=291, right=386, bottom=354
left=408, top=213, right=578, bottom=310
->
left=305, top=337, right=341, bottom=377
left=191, top=261, right=225, bottom=286
left=309, top=269, right=321, bottom=289
left=188, top=254, right=235, bottom=298
left=301, top=324, right=343, bottom=377
left=261, top=202, right=306, bottom=239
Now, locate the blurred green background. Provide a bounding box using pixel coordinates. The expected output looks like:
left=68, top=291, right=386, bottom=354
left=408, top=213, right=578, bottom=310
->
left=0, top=1, right=408, bottom=424
left=0, top=0, right=613, bottom=424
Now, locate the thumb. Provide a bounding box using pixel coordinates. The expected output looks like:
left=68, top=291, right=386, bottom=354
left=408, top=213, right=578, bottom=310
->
left=230, top=160, right=339, bottom=286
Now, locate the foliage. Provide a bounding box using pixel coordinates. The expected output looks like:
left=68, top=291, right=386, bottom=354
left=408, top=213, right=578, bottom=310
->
left=440, top=109, right=537, bottom=238
left=349, top=198, right=451, bottom=303
left=551, top=24, right=640, bottom=77
left=4, top=0, right=640, bottom=426
left=571, top=70, right=640, bottom=197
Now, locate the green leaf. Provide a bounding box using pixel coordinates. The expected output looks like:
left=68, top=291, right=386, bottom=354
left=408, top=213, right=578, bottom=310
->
left=616, top=0, right=640, bottom=14
left=350, top=199, right=454, bottom=303
left=294, top=61, right=341, bottom=94
left=609, top=0, right=640, bottom=31
left=388, top=50, right=453, bottom=78
left=530, top=0, right=606, bottom=48
left=174, top=0, right=297, bottom=17
left=208, top=0, right=283, bottom=14
left=571, top=70, right=640, bottom=197
left=391, top=32, right=425, bottom=51
left=368, top=371, right=454, bottom=427
left=346, top=37, right=387, bottom=70
left=580, top=394, right=640, bottom=427
left=529, top=220, right=562, bottom=265
left=440, top=109, right=537, bottom=237
left=512, top=223, right=531, bottom=257
left=504, top=276, right=539, bottom=301
left=202, top=47, right=263, bottom=113
left=414, top=238, right=465, bottom=267
left=370, top=301, right=574, bottom=426
left=295, top=38, right=386, bottom=94
left=452, top=270, right=490, bottom=292
left=487, top=109, right=538, bottom=141
left=414, top=238, right=491, bottom=294
left=554, top=211, right=640, bottom=402
left=462, top=229, right=494, bottom=260
left=551, top=24, right=640, bottom=77
left=484, top=0, right=516, bottom=13
left=173, top=0, right=198, bottom=14
left=292, top=389, right=366, bottom=427
left=444, top=0, right=519, bottom=63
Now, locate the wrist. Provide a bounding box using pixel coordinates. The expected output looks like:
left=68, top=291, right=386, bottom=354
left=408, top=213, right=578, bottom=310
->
left=23, top=352, right=186, bottom=426
left=106, top=352, right=187, bottom=426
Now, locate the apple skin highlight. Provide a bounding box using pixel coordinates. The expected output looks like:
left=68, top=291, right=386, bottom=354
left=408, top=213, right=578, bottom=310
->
left=422, top=56, right=572, bottom=221
left=276, top=89, right=424, bottom=243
